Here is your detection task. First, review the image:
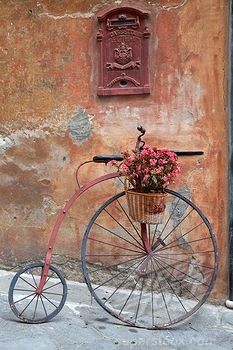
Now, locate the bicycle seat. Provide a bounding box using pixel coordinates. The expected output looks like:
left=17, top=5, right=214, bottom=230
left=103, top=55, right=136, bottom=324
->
left=93, top=154, right=123, bottom=163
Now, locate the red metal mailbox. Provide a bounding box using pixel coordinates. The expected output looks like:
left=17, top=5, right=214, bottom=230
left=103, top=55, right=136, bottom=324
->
left=96, top=7, right=151, bottom=96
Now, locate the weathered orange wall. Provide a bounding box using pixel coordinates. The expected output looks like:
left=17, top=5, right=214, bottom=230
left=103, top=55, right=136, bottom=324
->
left=0, top=0, right=228, bottom=299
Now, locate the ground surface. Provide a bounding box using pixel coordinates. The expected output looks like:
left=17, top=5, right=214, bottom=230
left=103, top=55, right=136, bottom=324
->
left=0, top=269, right=233, bottom=350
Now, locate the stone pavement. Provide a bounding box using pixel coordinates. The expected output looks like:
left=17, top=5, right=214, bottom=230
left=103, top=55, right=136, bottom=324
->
left=0, top=269, right=233, bottom=350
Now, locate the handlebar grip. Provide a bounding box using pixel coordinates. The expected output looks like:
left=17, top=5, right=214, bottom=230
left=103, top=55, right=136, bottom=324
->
left=174, top=151, right=204, bottom=156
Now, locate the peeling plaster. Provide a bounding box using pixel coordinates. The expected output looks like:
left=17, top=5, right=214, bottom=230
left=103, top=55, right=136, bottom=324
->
left=0, top=128, right=60, bottom=149
left=0, top=136, right=14, bottom=154
left=38, top=0, right=189, bottom=20
left=39, top=11, right=93, bottom=20
left=0, top=112, right=70, bottom=139
left=42, top=196, right=61, bottom=215
left=160, top=0, right=188, bottom=11
left=148, top=0, right=188, bottom=10
left=101, top=71, right=204, bottom=137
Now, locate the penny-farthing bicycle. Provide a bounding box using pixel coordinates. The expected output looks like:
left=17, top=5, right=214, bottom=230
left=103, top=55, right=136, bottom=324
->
left=8, top=127, right=218, bottom=329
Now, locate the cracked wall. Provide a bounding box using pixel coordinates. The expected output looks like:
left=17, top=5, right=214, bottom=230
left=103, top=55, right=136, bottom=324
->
left=0, top=0, right=228, bottom=299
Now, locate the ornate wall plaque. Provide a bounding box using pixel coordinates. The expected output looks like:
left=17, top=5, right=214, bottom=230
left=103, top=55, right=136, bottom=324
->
left=97, top=7, right=151, bottom=96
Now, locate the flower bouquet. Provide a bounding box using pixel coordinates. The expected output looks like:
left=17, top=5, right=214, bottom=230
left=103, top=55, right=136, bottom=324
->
left=111, top=145, right=180, bottom=224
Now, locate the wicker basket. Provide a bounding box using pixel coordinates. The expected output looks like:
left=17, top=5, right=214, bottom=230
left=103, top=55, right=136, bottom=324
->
left=126, top=190, right=167, bottom=224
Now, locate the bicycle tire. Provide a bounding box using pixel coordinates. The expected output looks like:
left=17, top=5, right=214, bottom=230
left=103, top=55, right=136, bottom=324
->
left=81, top=189, right=218, bottom=329
left=9, top=262, right=67, bottom=323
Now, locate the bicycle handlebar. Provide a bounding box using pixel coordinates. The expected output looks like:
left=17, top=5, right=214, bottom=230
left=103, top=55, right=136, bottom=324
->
left=92, top=150, right=203, bottom=164
left=92, top=127, right=204, bottom=164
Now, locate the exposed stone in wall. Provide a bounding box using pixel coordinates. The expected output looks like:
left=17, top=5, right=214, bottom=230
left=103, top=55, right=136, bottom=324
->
left=0, top=136, right=14, bottom=155
left=68, top=108, right=93, bottom=144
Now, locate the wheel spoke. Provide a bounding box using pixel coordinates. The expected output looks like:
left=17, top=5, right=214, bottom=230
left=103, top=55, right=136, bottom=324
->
left=116, top=177, right=124, bottom=186
left=87, top=255, right=146, bottom=274
left=42, top=281, right=62, bottom=292
left=148, top=224, right=151, bottom=246
left=155, top=254, right=214, bottom=270
left=94, top=222, right=144, bottom=251
left=87, top=236, right=143, bottom=254
left=154, top=253, right=209, bottom=286
left=39, top=294, right=48, bottom=318
left=14, top=288, right=35, bottom=292
left=86, top=253, right=145, bottom=257
left=152, top=256, right=189, bottom=311
left=41, top=293, right=58, bottom=308
left=116, top=199, right=143, bottom=243
left=152, top=256, right=200, bottom=300
left=156, top=250, right=214, bottom=256
left=13, top=292, right=36, bottom=304
left=104, top=208, right=145, bottom=250
left=33, top=295, right=40, bottom=320
left=19, top=276, right=36, bottom=290
left=19, top=294, right=37, bottom=316
left=158, top=197, right=181, bottom=239
left=104, top=255, right=150, bottom=303
left=151, top=268, right=155, bottom=327
left=42, top=291, right=64, bottom=296
left=151, top=224, right=159, bottom=246
left=94, top=254, right=147, bottom=291
left=154, top=221, right=204, bottom=252
left=151, top=258, right=171, bottom=323
left=118, top=277, right=140, bottom=316
left=161, top=209, right=194, bottom=244
left=134, top=277, right=145, bottom=323
left=155, top=236, right=211, bottom=253
left=30, top=270, right=39, bottom=288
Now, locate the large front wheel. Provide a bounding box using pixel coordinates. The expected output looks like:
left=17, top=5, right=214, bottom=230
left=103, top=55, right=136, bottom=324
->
left=81, top=190, right=218, bottom=329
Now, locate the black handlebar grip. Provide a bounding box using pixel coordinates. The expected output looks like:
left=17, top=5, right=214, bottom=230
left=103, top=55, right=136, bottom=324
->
left=175, top=151, right=204, bottom=156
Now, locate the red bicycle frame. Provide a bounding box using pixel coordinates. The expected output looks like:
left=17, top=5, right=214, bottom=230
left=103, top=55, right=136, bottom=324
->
left=36, top=165, right=119, bottom=294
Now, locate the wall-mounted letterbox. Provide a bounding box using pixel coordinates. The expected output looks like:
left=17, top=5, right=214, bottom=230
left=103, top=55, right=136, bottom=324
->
left=96, top=7, right=151, bottom=96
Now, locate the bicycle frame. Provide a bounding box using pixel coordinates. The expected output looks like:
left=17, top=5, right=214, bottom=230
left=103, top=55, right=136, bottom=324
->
left=36, top=165, right=120, bottom=294
left=36, top=127, right=205, bottom=294
left=36, top=127, right=147, bottom=294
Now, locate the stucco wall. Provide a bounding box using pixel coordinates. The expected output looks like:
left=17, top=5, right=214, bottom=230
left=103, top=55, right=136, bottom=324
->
left=0, top=0, right=228, bottom=299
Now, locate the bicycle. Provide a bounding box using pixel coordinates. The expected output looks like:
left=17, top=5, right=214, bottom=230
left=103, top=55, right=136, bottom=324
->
left=8, top=127, right=218, bottom=329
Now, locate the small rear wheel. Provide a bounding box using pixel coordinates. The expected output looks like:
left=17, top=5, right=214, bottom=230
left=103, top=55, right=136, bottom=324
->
left=8, top=262, right=67, bottom=323
left=81, top=190, right=218, bottom=329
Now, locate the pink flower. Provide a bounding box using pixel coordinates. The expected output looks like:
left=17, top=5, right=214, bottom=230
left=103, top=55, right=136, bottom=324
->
left=149, top=159, right=157, bottom=166
left=154, top=166, right=164, bottom=174
left=109, top=144, right=180, bottom=191
left=119, top=164, right=129, bottom=173
left=143, top=174, right=150, bottom=183
left=158, top=159, right=168, bottom=165
left=108, top=160, right=117, bottom=166
left=162, top=175, right=169, bottom=182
